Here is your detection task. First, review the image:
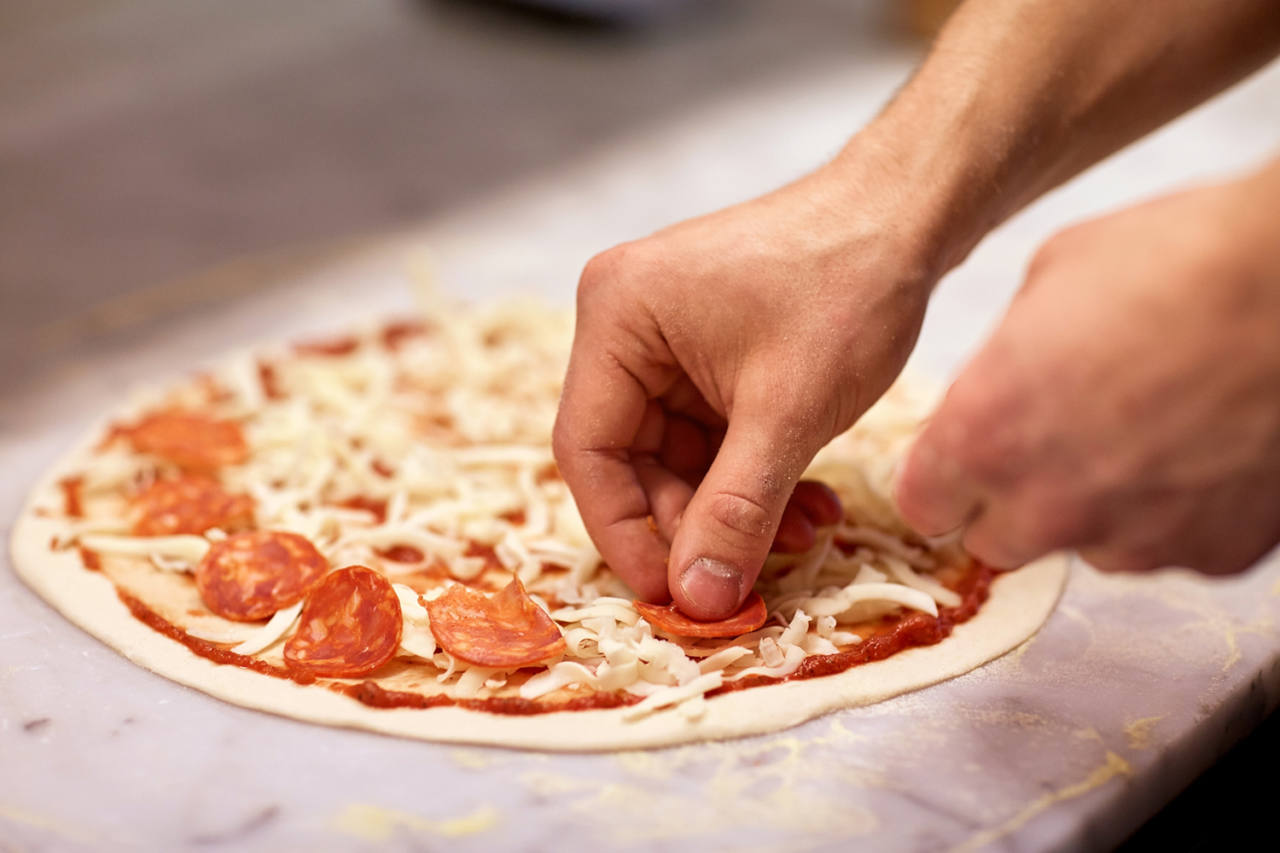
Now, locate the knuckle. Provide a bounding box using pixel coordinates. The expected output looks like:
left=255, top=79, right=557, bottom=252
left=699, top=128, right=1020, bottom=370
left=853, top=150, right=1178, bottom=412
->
left=1028, top=225, right=1086, bottom=276
left=1196, top=556, right=1254, bottom=577
left=577, top=241, right=663, bottom=319
left=938, top=374, right=1026, bottom=487
left=1081, top=547, right=1160, bottom=574
left=1181, top=544, right=1259, bottom=577
left=893, top=454, right=937, bottom=526
left=1017, top=494, right=1092, bottom=554
left=577, top=247, right=626, bottom=306
left=706, top=490, right=775, bottom=543
left=961, top=526, right=1020, bottom=569
left=550, top=415, right=573, bottom=467
left=1026, top=237, right=1061, bottom=279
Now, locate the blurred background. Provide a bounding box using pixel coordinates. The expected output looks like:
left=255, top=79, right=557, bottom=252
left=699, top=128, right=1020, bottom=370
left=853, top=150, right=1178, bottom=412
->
left=0, top=0, right=951, bottom=403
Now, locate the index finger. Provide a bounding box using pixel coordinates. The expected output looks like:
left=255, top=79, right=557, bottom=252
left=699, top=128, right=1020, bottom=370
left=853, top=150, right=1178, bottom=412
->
left=552, top=327, right=673, bottom=603
left=894, top=419, right=984, bottom=537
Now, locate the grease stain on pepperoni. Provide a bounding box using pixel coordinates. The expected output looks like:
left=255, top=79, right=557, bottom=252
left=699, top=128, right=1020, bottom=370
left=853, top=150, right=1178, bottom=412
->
left=196, top=530, right=329, bottom=622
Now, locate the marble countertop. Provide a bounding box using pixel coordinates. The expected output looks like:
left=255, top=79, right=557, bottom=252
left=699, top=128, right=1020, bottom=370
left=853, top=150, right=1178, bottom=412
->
left=3, top=54, right=1280, bottom=852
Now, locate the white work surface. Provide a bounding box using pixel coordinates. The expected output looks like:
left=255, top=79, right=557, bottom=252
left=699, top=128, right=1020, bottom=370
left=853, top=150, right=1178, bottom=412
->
left=3, top=55, right=1280, bottom=852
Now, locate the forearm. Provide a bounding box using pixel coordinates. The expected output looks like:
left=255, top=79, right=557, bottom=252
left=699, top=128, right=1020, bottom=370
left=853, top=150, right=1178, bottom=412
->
left=843, top=0, right=1280, bottom=276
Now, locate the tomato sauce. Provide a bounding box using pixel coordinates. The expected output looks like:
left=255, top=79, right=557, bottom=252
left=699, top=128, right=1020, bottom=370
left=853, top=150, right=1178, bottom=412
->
left=116, top=590, right=317, bottom=685
left=59, top=477, right=84, bottom=518
left=710, top=563, right=995, bottom=696
left=105, top=483, right=997, bottom=715
left=294, top=336, right=359, bottom=357
left=257, top=361, right=285, bottom=401
left=116, top=588, right=636, bottom=715
left=339, top=681, right=638, bottom=714
left=380, top=319, right=431, bottom=351
left=377, top=545, right=424, bottom=563
left=337, top=496, right=388, bottom=523
left=463, top=541, right=504, bottom=570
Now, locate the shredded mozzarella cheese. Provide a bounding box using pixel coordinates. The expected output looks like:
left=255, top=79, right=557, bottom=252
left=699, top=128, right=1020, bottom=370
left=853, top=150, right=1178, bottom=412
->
left=231, top=602, right=302, bottom=655
left=63, top=300, right=963, bottom=719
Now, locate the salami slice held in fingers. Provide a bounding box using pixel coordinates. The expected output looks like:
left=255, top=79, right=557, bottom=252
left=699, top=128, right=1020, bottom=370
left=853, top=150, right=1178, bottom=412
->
left=636, top=590, right=769, bottom=639
left=196, top=530, right=329, bottom=621
left=772, top=480, right=844, bottom=553
left=789, top=480, right=844, bottom=527
left=284, top=566, right=403, bottom=678
left=125, top=411, right=249, bottom=471
left=131, top=475, right=255, bottom=536
left=427, top=578, right=566, bottom=668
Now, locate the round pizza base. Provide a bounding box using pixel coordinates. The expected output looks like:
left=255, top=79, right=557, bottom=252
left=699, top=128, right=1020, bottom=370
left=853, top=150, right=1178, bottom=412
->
left=11, top=428, right=1069, bottom=751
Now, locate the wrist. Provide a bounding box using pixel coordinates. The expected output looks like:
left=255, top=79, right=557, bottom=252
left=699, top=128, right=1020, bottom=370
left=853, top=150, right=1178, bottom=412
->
left=823, top=117, right=1009, bottom=289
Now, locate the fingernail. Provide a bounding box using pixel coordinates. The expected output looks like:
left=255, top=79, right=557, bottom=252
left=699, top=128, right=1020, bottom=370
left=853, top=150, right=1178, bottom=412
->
left=677, top=558, right=744, bottom=618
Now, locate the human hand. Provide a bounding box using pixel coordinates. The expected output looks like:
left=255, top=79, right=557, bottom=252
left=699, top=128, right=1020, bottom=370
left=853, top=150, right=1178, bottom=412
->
left=896, top=165, right=1280, bottom=575
left=554, top=155, right=945, bottom=618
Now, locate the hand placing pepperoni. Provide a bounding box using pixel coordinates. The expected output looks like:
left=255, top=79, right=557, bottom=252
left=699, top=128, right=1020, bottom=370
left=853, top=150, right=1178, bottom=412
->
left=284, top=566, right=403, bottom=678
left=196, top=530, right=328, bottom=621
left=427, top=578, right=566, bottom=668
left=126, top=411, right=248, bottom=471
left=635, top=590, right=769, bottom=639
left=131, top=475, right=255, bottom=536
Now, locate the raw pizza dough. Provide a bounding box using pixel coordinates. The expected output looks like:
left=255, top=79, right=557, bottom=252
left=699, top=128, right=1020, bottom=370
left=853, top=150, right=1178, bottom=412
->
left=9, top=302, right=1068, bottom=752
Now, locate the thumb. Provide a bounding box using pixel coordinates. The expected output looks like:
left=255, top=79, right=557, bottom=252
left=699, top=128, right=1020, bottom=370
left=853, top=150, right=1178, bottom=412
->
left=667, top=409, right=817, bottom=620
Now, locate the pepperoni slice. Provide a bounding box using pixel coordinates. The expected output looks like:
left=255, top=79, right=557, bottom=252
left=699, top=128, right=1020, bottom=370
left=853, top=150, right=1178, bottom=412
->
left=426, top=578, right=566, bottom=668
left=196, top=530, right=329, bottom=622
left=284, top=566, right=403, bottom=678
left=790, top=480, right=844, bottom=526
left=635, top=590, right=769, bottom=639
left=772, top=505, right=816, bottom=554
left=336, top=496, right=388, bottom=523
left=132, top=475, right=255, bottom=536
left=126, top=411, right=248, bottom=471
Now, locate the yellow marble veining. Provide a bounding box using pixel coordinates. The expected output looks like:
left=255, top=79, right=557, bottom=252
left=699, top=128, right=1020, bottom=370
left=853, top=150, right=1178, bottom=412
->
left=331, top=803, right=499, bottom=841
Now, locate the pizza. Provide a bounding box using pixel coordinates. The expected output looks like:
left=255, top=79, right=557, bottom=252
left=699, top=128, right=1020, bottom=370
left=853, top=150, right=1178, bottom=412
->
left=9, top=297, right=1067, bottom=750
